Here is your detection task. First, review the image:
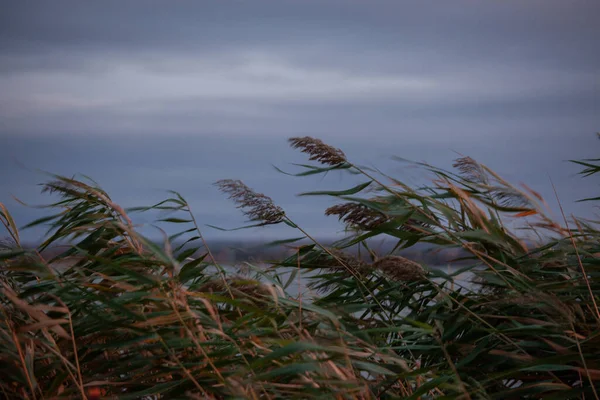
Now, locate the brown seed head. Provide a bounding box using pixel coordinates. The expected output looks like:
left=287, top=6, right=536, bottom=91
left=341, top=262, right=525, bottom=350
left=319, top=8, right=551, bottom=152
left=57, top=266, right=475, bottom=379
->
left=372, top=255, right=425, bottom=282
left=311, top=248, right=367, bottom=274
left=198, top=276, right=273, bottom=297
left=215, top=179, right=285, bottom=224
left=288, top=136, right=347, bottom=166
left=326, top=202, right=429, bottom=234
left=325, top=203, right=389, bottom=230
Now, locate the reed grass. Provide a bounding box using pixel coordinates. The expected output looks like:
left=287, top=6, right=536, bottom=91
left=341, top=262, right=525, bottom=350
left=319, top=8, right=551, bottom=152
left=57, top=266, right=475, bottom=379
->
left=1, top=137, right=599, bottom=399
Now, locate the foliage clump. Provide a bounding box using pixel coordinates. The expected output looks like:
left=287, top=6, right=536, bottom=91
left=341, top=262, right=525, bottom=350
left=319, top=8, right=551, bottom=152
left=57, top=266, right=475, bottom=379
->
left=1, top=137, right=599, bottom=399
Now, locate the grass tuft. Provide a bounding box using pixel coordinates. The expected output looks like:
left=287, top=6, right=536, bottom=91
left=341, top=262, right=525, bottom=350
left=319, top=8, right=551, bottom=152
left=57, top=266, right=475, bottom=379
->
left=1, top=137, right=599, bottom=399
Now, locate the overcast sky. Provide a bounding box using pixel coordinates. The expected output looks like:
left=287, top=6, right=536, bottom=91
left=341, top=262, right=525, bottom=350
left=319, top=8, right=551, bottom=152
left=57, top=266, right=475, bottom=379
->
left=1, top=0, right=599, bottom=242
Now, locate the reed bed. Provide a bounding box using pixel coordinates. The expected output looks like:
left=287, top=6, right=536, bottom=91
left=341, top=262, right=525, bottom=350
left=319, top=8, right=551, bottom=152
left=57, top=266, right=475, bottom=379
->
left=1, top=137, right=599, bottom=399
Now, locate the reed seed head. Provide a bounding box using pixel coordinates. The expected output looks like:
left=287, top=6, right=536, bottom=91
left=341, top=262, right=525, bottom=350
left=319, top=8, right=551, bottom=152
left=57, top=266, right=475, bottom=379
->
left=198, top=276, right=273, bottom=297
left=326, top=202, right=428, bottom=233
left=453, top=156, right=487, bottom=184
left=488, top=187, right=532, bottom=208
left=288, top=136, right=347, bottom=166
left=372, top=255, right=425, bottom=282
left=215, top=179, right=285, bottom=225
left=311, top=249, right=367, bottom=273
left=325, top=203, right=389, bottom=230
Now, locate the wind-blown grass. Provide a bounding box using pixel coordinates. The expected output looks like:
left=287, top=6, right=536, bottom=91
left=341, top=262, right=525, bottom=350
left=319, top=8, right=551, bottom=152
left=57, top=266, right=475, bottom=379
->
left=1, top=137, right=599, bottom=399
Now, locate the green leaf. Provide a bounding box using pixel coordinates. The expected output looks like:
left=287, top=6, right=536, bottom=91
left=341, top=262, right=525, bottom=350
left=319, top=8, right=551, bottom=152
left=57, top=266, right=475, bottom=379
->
left=168, top=227, right=196, bottom=242
left=20, top=215, right=60, bottom=230
left=298, top=181, right=372, bottom=197
left=577, top=196, right=600, bottom=202
left=254, top=362, right=320, bottom=380
left=158, top=218, right=193, bottom=223
left=176, top=247, right=200, bottom=263
left=283, top=268, right=299, bottom=289
left=251, top=342, right=325, bottom=369
left=264, top=236, right=306, bottom=247
left=273, top=162, right=351, bottom=177
left=352, top=360, right=395, bottom=375
left=0, top=249, right=26, bottom=260
left=521, top=364, right=576, bottom=372
left=206, top=222, right=271, bottom=231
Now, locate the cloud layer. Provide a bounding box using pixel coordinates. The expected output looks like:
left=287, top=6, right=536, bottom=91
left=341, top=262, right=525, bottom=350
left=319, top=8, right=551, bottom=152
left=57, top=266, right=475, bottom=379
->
left=1, top=0, right=599, bottom=241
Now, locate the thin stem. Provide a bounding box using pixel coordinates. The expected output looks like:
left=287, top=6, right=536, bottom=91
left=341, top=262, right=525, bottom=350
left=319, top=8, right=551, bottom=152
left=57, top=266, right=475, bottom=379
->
left=67, top=309, right=87, bottom=400
left=550, top=177, right=600, bottom=323
left=184, top=202, right=240, bottom=315
left=289, top=219, right=395, bottom=325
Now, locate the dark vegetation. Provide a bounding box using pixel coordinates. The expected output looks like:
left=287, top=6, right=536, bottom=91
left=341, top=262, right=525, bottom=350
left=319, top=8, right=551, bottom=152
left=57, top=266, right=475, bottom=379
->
left=1, top=136, right=599, bottom=399
left=35, top=240, right=469, bottom=268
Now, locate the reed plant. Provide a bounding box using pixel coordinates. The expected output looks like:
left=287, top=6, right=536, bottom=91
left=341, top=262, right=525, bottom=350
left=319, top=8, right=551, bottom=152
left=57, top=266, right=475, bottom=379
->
left=1, top=137, right=599, bottom=399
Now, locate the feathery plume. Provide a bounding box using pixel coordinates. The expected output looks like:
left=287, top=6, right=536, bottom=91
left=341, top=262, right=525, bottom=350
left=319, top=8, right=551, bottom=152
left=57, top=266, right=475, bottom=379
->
left=310, top=248, right=367, bottom=273
left=215, top=179, right=285, bottom=224
left=372, top=255, right=425, bottom=282
left=453, top=156, right=487, bottom=184
left=488, top=187, right=532, bottom=208
left=326, top=202, right=429, bottom=233
left=288, top=136, right=347, bottom=166
left=325, top=203, right=389, bottom=230
left=198, top=276, right=273, bottom=297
